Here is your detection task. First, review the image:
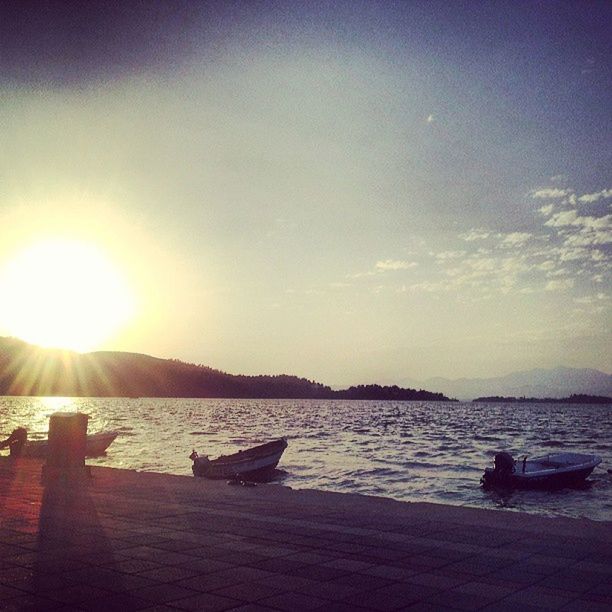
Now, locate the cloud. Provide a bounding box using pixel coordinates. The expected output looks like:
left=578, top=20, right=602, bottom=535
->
left=545, top=278, right=574, bottom=291
left=574, top=293, right=609, bottom=305
left=466, top=257, right=496, bottom=271
left=434, top=250, right=466, bottom=261
left=459, top=229, right=489, bottom=241
left=501, top=232, right=532, bottom=246
left=536, top=260, right=556, bottom=271
left=549, top=212, right=612, bottom=247
left=531, top=188, right=573, bottom=199
left=550, top=174, right=568, bottom=183
left=375, top=259, right=418, bottom=271
left=545, top=210, right=579, bottom=227
left=578, top=188, right=612, bottom=203
left=538, top=204, right=555, bottom=216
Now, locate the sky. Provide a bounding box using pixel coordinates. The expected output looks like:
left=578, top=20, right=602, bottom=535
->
left=0, top=0, right=610, bottom=386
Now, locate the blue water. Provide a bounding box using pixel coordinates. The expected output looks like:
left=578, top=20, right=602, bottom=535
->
left=1, top=397, right=610, bottom=521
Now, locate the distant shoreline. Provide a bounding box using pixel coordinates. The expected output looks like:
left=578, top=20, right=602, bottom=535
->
left=472, top=394, right=611, bottom=405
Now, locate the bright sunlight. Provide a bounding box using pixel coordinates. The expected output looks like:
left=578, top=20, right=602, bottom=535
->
left=0, top=238, right=136, bottom=351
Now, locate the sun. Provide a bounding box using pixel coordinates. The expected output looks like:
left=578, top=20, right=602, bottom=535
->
left=0, top=238, right=136, bottom=351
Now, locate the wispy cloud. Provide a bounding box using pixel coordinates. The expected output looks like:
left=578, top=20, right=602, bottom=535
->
left=545, top=209, right=579, bottom=227
left=538, top=203, right=555, bottom=216
left=434, top=250, right=466, bottom=261
left=550, top=174, right=568, bottom=183
left=545, top=278, right=574, bottom=291
left=531, top=187, right=573, bottom=199
left=459, top=229, right=489, bottom=241
left=577, top=188, right=612, bottom=203
left=501, top=232, right=532, bottom=246
left=346, top=182, right=610, bottom=306
left=375, top=259, right=418, bottom=271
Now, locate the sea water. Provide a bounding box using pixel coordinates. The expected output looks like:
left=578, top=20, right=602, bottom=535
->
left=1, top=397, right=610, bottom=521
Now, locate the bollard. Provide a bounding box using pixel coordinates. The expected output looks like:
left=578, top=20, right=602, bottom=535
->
left=42, top=412, right=90, bottom=484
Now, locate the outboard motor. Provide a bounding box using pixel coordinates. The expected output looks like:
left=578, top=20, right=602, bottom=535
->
left=493, top=452, right=515, bottom=482
left=481, top=451, right=516, bottom=488
left=494, top=452, right=515, bottom=474
left=0, top=427, right=28, bottom=457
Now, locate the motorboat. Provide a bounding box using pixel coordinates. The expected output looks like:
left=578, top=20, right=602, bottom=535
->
left=481, top=451, right=602, bottom=489
left=21, top=431, right=119, bottom=459
left=190, top=438, right=287, bottom=481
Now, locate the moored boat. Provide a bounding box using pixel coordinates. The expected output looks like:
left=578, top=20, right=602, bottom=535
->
left=481, top=451, right=602, bottom=489
left=190, top=438, right=287, bottom=480
left=21, top=431, right=119, bottom=459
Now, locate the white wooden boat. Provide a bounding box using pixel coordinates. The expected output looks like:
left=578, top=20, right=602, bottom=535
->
left=21, top=431, right=119, bottom=459
left=190, top=439, right=287, bottom=480
left=481, top=451, right=602, bottom=489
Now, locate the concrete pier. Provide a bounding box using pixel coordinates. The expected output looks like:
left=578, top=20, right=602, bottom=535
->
left=0, top=458, right=610, bottom=611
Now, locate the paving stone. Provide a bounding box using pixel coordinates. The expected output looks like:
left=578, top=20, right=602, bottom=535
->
left=212, top=551, right=269, bottom=566
left=171, top=592, right=243, bottom=611
left=359, top=564, right=417, bottom=582
left=450, top=579, right=515, bottom=601
left=45, top=583, right=111, bottom=604
left=292, top=579, right=361, bottom=601
left=586, top=582, right=612, bottom=597
left=210, top=581, right=286, bottom=602
left=539, top=572, right=599, bottom=593
left=104, top=558, right=166, bottom=574
left=330, top=573, right=396, bottom=592
left=258, top=573, right=318, bottom=593
left=249, top=557, right=308, bottom=574
left=404, top=571, right=468, bottom=590
left=0, top=583, right=25, bottom=600
left=422, top=589, right=491, bottom=611
left=78, top=593, right=153, bottom=611
left=284, top=563, right=349, bottom=582
left=321, top=558, right=373, bottom=572
left=373, top=581, right=439, bottom=601
left=499, top=585, right=576, bottom=609
left=258, top=591, right=328, bottom=611
left=341, top=589, right=411, bottom=611
left=227, top=605, right=279, bottom=612
left=282, top=552, right=338, bottom=565
left=129, top=583, right=201, bottom=604
left=0, top=593, right=67, bottom=611
left=176, top=557, right=234, bottom=575
left=136, top=565, right=201, bottom=583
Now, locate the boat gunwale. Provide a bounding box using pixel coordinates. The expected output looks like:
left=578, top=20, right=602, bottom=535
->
left=198, top=439, right=287, bottom=468
left=517, top=454, right=601, bottom=478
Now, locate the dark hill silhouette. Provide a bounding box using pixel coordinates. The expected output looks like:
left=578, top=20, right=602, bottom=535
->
left=0, top=337, right=451, bottom=401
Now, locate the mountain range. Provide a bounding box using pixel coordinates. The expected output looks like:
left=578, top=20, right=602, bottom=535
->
left=1, top=336, right=609, bottom=401
left=400, top=367, right=612, bottom=401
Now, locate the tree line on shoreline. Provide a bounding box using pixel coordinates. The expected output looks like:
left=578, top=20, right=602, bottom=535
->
left=0, top=337, right=451, bottom=401
left=473, top=394, right=611, bottom=404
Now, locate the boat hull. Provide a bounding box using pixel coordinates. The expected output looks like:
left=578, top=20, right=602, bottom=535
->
left=482, top=453, right=601, bottom=489
left=192, top=439, right=287, bottom=481
left=21, top=431, right=119, bottom=459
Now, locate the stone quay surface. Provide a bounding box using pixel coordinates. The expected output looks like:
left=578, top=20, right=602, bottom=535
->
left=0, top=458, right=610, bottom=611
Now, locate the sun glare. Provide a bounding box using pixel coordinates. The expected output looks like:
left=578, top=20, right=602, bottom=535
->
left=0, top=238, right=136, bottom=351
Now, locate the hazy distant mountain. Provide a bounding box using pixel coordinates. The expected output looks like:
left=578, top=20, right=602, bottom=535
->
left=413, top=367, right=612, bottom=401
left=0, top=337, right=450, bottom=401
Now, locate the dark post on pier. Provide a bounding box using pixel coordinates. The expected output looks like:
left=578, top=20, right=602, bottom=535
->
left=41, top=411, right=89, bottom=483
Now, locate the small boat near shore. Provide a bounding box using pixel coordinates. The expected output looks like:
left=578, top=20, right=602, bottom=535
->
left=21, top=431, right=119, bottom=459
left=190, top=438, right=287, bottom=481
left=481, top=451, right=602, bottom=489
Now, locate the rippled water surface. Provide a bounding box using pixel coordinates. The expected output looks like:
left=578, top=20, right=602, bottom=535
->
left=1, top=397, right=611, bottom=521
